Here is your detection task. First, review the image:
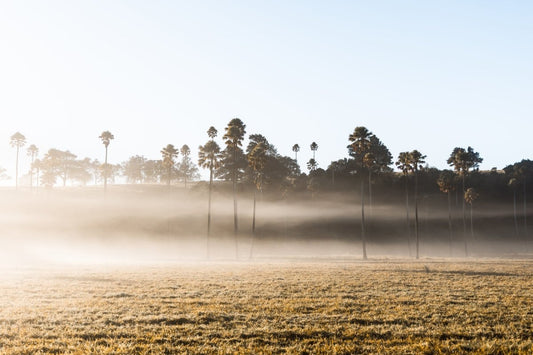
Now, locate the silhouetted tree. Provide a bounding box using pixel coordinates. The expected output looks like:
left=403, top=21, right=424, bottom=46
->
left=161, top=144, right=178, bottom=186
left=447, top=146, right=483, bottom=256
left=222, top=118, right=247, bottom=258
left=122, top=155, right=147, bottom=183
left=437, top=170, right=456, bottom=255
left=27, top=144, right=39, bottom=189
left=198, top=127, right=222, bottom=259
left=99, top=131, right=114, bottom=193
left=310, top=142, right=318, bottom=160
left=349, top=126, right=372, bottom=260
left=409, top=150, right=426, bottom=259
left=465, top=187, right=479, bottom=241
left=10, top=132, right=26, bottom=189
left=396, top=152, right=413, bottom=256
left=307, top=158, right=318, bottom=173
left=178, top=144, right=199, bottom=187
left=292, top=144, right=300, bottom=163
left=247, top=142, right=268, bottom=259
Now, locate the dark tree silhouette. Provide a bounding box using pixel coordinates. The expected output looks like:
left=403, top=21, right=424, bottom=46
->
left=310, top=142, right=318, bottom=160
left=27, top=144, right=39, bottom=189
left=222, top=118, right=247, bottom=259
left=396, top=152, right=413, bottom=256
left=409, top=150, right=426, bottom=260
left=307, top=158, right=318, bottom=173
left=10, top=132, right=26, bottom=189
left=178, top=144, right=199, bottom=187
left=465, top=187, right=479, bottom=241
left=348, top=126, right=372, bottom=260
left=247, top=142, right=267, bottom=259
left=447, top=146, right=483, bottom=256
left=161, top=144, right=178, bottom=186
left=437, top=170, right=456, bottom=256
left=292, top=144, right=300, bottom=163
left=99, top=131, right=114, bottom=193
left=198, top=126, right=222, bottom=259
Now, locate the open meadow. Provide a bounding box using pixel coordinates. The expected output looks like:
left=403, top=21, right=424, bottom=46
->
left=0, top=259, right=532, bottom=354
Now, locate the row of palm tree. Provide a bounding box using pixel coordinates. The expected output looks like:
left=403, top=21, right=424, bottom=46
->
left=5, top=124, right=531, bottom=260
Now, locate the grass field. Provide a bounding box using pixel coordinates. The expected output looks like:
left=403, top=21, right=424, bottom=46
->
left=0, top=259, right=532, bottom=354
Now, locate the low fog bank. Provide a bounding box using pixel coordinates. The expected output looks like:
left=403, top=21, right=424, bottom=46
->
left=0, top=186, right=531, bottom=266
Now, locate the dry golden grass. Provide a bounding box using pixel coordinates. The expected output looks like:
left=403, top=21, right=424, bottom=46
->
left=0, top=259, right=532, bottom=354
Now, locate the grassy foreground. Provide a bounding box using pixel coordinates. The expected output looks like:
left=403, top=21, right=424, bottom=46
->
left=0, top=260, right=532, bottom=354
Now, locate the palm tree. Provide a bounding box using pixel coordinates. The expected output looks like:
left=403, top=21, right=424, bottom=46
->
left=310, top=142, right=318, bottom=160
left=161, top=144, right=178, bottom=186
left=180, top=144, right=191, bottom=188
left=10, top=132, right=26, bottom=189
left=508, top=177, right=520, bottom=238
left=437, top=170, right=456, bottom=256
left=223, top=118, right=247, bottom=259
left=447, top=146, right=483, bottom=256
left=348, top=127, right=372, bottom=260
left=464, top=188, right=479, bottom=241
left=27, top=144, right=39, bottom=190
left=409, top=150, right=426, bottom=260
left=306, top=158, right=318, bottom=173
left=198, top=127, right=222, bottom=259
left=247, top=142, right=267, bottom=259
left=396, top=152, right=413, bottom=256
left=99, top=131, right=114, bottom=193
left=292, top=144, right=300, bottom=163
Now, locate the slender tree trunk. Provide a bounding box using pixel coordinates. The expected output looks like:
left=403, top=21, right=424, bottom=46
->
left=207, top=164, right=213, bottom=260
left=513, top=189, right=519, bottom=239
left=448, top=191, right=453, bottom=257
left=233, top=145, right=238, bottom=259
left=249, top=189, right=257, bottom=259
left=524, top=178, right=529, bottom=251
left=15, top=146, right=19, bottom=189
left=361, top=175, right=367, bottom=260
left=295, top=151, right=297, bottom=163
left=29, top=155, right=34, bottom=190
left=470, top=202, right=474, bottom=241
left=414, top=170, right=420, bottom=259
left=462, top=175, right=468, bottom=256
left=368, top=169, right=373, bottom=213
left=405, top=176, right=411, bottom=257
left=104, top=146, right=108, bottom=193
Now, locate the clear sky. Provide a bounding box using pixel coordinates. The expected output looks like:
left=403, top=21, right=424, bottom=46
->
left=1, top=1, right=531, bottom=182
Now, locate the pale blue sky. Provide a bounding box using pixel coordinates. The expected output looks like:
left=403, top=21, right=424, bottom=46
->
left=1, top=1, right=531, bottom=182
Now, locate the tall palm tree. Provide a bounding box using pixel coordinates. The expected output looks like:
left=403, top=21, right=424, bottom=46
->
left=247, top=142, right=267, bottom=259
left=99, top=131, right=114, bottom=193
left=437, top=170, right=456, bottom=256
left=508, top=177, right=520, bottom=239
left=27, top=144, right=39, bottom=190
left=447, top=146, right=483, bottom=256
left=161, top=144, right=178, bottom=186
left=198, top=127, right=222, bottom=259
left=465, top=188, right=479, bottom=242
left=10, top=132, right=26, bottom=189
left=409, top=150, right=426, bottom=260
left=180, top=144, right=191, bottom=188
left=396, top=152, right=413, bottom=256
left=348, top=127, right=372, bottom=260
left=310, top=142, right=318, bottom=160
left=292, top=144, right=300, bottom=163
left=223, top=118, right=246, bottom=259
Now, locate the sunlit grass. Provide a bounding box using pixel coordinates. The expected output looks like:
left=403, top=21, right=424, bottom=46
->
left=0, top=260, right=531, bottom=354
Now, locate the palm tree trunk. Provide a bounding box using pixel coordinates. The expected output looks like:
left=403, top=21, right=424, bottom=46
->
left=448, top=190, right=453, bottom=257
left=104, top=146, right=108, bottom=193
left=233, top=145, right=238, bottom=259
left=524, top=178, right=529, bottom=249
left=405, top=176, right=411, bottom=257
left=470, top=202, right=474, bottom=241
left=15, top=146, right=19, bottom=189
left=368, top=169, right=373, bottom=213
left=462, top=175, right=468, bottom=256
left=249, top=189, right=257, bottom=259
left=207, top=165, right=213, bottom=260
left=361, top=176, right=367, bottom=260
left=513, top=189, right=519, bottom=239
left=414, top=170, right=420, bottom=259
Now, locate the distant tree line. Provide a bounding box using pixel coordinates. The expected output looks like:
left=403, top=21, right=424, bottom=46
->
left=4, top=121, right=532, bottom=259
